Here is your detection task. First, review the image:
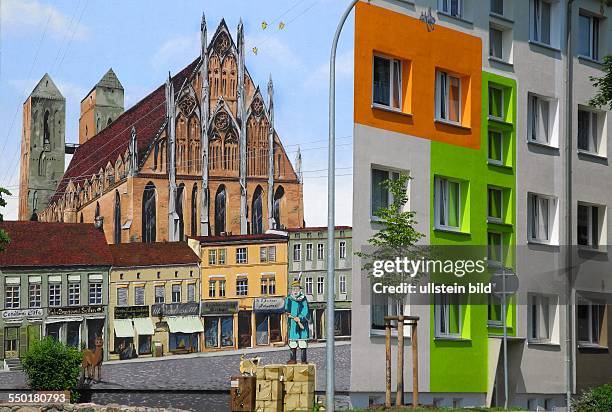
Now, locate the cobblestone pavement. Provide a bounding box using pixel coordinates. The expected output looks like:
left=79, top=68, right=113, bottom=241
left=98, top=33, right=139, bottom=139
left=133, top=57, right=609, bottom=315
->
left=0, top=343, right=351, bottom=392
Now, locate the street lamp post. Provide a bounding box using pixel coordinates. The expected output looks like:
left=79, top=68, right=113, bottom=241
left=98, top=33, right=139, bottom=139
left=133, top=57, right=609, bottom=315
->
left=327, top=1, right=359, bottom=411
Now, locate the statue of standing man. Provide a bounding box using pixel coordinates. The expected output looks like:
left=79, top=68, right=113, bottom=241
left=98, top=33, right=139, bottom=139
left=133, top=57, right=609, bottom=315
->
left=285, top=278, right=310, bottom=364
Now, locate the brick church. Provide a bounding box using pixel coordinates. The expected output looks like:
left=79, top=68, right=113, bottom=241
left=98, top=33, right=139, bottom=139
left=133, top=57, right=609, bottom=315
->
left=19, top=15, right=305, bottom=243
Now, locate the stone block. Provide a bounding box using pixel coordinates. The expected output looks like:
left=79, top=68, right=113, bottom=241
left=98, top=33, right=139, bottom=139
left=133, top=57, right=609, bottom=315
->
left=263, top=364, right=284, bottom=381
left=284, top=364, right=315, bottom=382
left=255, top=380, right=283, bottom=401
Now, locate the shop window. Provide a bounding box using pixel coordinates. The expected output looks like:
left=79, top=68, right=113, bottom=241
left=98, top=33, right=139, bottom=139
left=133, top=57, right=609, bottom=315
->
left=154, top=285, right=165, bottom=303
left=5, top=282, right=20, bottom=309
left=334, top=310, right=351, bottom=337
left=172, top=284, right=181, bottom=303
left=205, top=316, right=234, bottom=348
left=578, top=13, right=600, bottom=61
left=49, top=283, right=61, bottom=307
left=256, top=313, right=270, bottom=345
left=66, top=322, right=80, bottom=348
left=69, top=282, right=81, bottom=306
left=434, top=177, right=461, bottom=230
left=169, top=333, right=198, bottom=352
left=46, top=323, right=61, bottom=341
left=435, top=70, right=461, bottom=124
left=237, top=278, right=248, bottom=296
left=372, top=54, right=402, bottom=110
left=134, top=286, right=145, bottom=305
left=236, top=247, right=248, bottom=264
left=117, top=287, right=128, bottom=306
left=86, top=318, right=104, bottom=350
left=138, top=335, right=152, bottom=354
left=434, top=293, right=461, bottom=339
left=29, top=282, right=41, bottom=308
left=4, top=327, right=19, bottom=355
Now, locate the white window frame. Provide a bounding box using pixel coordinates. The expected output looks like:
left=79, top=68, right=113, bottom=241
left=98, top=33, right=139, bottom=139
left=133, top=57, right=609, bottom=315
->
left=531, top=0, right=552, bottom=45
left=208, top=249, right=217, bottom=265
left=339, top=275, right=347, bottom=295
left=134, top=285, right=145, bottom=306
left=339, top=241, right=347, bottom=259
left=293, top=244, right=301, bottom=262
left=577, top=297, right=606, bottom=347
left=578, top=13, right=600, bottom=61
left=372, top=54, right=402, bottom=110
left=439, top=0, right=462, bottom=18
left=435, top=70, right=462, bottom=125
left=577, top=203, right=604, bottom=250
left=88, top=281, right=103, bottom=305
left=305, top=277, right=313, bottom=295
left=68, top=282, right=81, bottom=306
left=317, top=276, right=324, bottom=295
left=528, top=93, right=552, bottom=145
left=154, top=285, right=165, bottom=303
left=209, top=280, right=216, bottom=298
left=317, top=243, right=324, bottom=260
left=259, top=246, right=268, bottom=263
left=171, top=284, right=181, bottom=303
left=218, top=248, right=226, bottom=265
left=236, top=247, right=248, bottom=264
left=489, top=26, right=504, bottom=60
left=371, top=167, right=401, bottom=220
left=117, top=287, right=128, bottom=307
left=370, top=294, right=411, bottom=336
left=488, top=85, right=504, bottom=121
left=29, top=282, right=41, bottom=309
left=488, top=130, right=504, bottom=165
left=528, top=193, right=557, bottom=244
left=48, top=282, right=61, bottom=307
left=528, top=294, right=552, bottom=343
left=434, top=177, right=461, bottom=231
left=219, top=280, right=226, bottom=297
left=487, top=186, right=504, bottom=223
left=236, top=278, right=248, bottom=296
left=577, top=108, right=602, bottom=156
left=487, top=231, right=503, bottom=267
left=434, top=293, right=462, bottom=339
left=306, top=243, right=313, bottom=261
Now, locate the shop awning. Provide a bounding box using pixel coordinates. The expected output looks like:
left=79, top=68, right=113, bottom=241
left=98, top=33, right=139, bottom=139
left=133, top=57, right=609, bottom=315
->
left=45, top=317, right=83, bottom=324
left=114, top=319, right=134, bottom=338
left=133, top=317, right=155, bottom=336
left=166, top=316, right=204, bottom=334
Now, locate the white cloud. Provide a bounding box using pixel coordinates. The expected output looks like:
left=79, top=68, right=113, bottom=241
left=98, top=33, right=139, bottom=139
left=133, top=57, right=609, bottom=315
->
left=1, top=0, right=89, bottom=40
left=303, top=175, right=352, bottom=227
left=245, top=32, right=302, bottom=71
left=304, top=49, right=353, bottom=90
left=2, top=192, right=19, bottom=221
left=151, top=33, right=199, bottom=71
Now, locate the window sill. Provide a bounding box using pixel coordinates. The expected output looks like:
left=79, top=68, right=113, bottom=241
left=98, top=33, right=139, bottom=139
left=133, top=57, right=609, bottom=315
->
left=527, top=239, right=559, bottom=248
left=371, top=104, right=412, bottom=118
left=577, top=150, right=607, bottom=162
left=370, top=329, right=411, bottom=339
left=434, top=227, right=470, bottom=236
left=487, top=161, right=513, bottom=170
left=487, top=321, right=503, bottom=328
left=487, top=218, right=513, bottom=228
left=488, top=116, right=514, bottom=128
left=489, top=13, right=514, bottom=24
left=434, top=336, right=470, bottom=342
left=434, top=119, right=471, bottom=131
left=527, top=140, right=559, bottom=151
left=527, top=340, right=560, bottom=348
left=437, top=10, right=473, bottom=26
left=577, top=55, right=603, bottom=67
left=577, top=245, right=607, bottom=255
left=528, top=40, right=561, bottom=53
left=577, top=343, right=608, bottom=351
left=488, top=56, right=514, bottom=69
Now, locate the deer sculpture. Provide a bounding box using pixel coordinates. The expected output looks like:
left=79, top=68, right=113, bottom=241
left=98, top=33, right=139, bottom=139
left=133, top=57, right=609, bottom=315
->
left=82, top=335, right=104, bottom=382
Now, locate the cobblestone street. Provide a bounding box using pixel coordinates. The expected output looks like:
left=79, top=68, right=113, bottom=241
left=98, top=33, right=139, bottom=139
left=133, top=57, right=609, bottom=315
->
left=0, top=343, right=351, bottom=411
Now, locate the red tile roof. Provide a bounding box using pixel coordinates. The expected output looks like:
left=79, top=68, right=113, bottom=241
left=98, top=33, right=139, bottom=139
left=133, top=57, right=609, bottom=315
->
left=190, top=233, right=288, bottom=245
left=0, top=221, right=113, bottom=268
left=52, top=58, right=200, bottom=202
left=109, top=242, right=200, bottom=267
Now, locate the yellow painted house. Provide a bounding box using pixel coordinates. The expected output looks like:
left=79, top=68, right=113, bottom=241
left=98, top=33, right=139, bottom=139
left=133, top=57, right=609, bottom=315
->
left=108, top=242, right=201, bottom=360
left=188, top=233, right=289, bottom=351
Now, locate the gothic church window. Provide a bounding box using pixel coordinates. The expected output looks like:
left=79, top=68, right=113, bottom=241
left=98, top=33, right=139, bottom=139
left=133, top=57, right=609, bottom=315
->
left=191, top=184, right=198, bottom=236
left=252, top=186, right=263, bottom=234
left=273, top=186, right=285, bottom=229
left=114, top=191, right=121, bottom=244
left=215, top=185, right=226, bottom=235
left=43, top=111, right=50, bottom=145
left=177, top=184, right=185, bottom=241
left=142, top=182, right=157, bottom=243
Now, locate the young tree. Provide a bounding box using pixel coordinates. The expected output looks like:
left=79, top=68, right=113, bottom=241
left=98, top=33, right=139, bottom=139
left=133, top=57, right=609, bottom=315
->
left=0, top=187, right=11, bottom=251
left=357, top=173, right=426, bottom=313
left=589, top=55, right=612, bottom=110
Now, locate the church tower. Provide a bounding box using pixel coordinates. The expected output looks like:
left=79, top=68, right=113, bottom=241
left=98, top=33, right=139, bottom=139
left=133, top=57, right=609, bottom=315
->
left=79, top=68, right=124, bottom=144
left=18, top=73, right=66, bottom=220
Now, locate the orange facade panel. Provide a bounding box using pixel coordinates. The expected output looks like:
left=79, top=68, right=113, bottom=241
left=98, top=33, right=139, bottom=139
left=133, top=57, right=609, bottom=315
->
left=354, top=2, right=482, bottom=149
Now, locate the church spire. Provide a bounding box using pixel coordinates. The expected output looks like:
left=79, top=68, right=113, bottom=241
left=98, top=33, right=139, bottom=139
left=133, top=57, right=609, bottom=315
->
left=295, top=146, right=303, bottom=183
left=166, top=71, right=179, bottom=241
left=267, top=74, right=275, bottom=229
left=200, top=12, right=207, bottom=58
left=200, top=11, right=211, bottom=236
left=237, top=18, right=248, bottom=234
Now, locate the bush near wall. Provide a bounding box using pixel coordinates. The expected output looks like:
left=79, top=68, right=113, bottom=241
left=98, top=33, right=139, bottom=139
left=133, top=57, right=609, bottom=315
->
left=573, top=383, right=612, bottom=412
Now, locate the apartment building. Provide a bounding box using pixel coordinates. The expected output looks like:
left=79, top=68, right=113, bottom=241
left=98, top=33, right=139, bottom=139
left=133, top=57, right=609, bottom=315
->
left=189, top=233, right=288, bottom=351
left=351, top=0, right=612, bottom=409
left=287, top=227, right=352, bottom=340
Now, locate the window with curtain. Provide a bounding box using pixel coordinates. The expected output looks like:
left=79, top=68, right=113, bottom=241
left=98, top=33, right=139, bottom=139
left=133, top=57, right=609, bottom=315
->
left=436, top=71, right=461, bottom=124
left=435, top=177, right=461, bottom=230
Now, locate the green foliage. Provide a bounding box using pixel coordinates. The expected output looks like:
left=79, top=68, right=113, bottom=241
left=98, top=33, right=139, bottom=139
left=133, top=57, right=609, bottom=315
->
left=356, top=173, right=426, bottom=299
left=573, top=383, right=612, bottom=412
left=0, top=187, right=10, bottom=252
left=21, top=337, right=83, bottom=393
left=589, top=55, right=612, bottom=110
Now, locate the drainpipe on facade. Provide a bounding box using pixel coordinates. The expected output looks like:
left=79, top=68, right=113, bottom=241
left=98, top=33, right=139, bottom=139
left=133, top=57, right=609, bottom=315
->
left=565, top=1, right=575, bottom=410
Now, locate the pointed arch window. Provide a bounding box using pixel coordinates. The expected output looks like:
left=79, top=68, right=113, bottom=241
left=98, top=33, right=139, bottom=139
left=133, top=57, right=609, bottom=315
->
left=43, top=111, right=50, bottom=145
left=80, top=213, right=84, bottom=223
left=191, top=184, right=198, bottom=236
left=114, top=191, right=121, bottom=244
left=273, top=186, right=285, bottom=229
left=38, top=153, right=46, bottom=176
left=95, top=202, right=102, bottom=229
left=177, top=184, right=185, bottom=241
left=252, top=186, right=263, bottom=234
left=142, top=182, right=157, bottom=243
left=215, top=185, right=226, bottom=235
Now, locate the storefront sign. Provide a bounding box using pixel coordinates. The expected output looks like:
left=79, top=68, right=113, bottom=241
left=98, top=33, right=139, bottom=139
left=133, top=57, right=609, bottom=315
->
left=2, top=308, right=44, bottom=319
left=309, top=302, right=326, bottom=310
left=201, top=300, right=239, bottom=316
left=253, top=297, right=285, bottom=313
left=152, top=302, right=199, bottom=317
left=114, top=305, right=150, bottom=319
left=48, top=306, right=105, bottom=317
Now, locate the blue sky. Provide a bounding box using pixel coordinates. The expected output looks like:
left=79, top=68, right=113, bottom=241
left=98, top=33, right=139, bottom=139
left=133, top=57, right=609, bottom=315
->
left=0, top=0, right=354, bottom=226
